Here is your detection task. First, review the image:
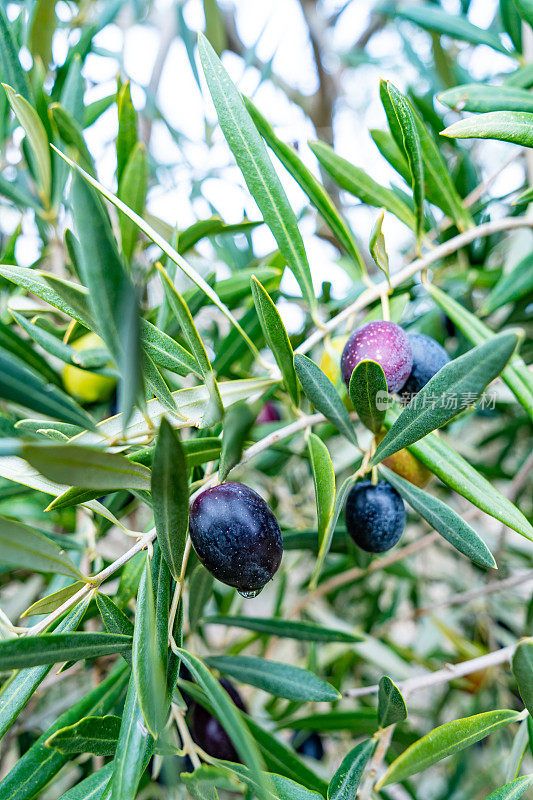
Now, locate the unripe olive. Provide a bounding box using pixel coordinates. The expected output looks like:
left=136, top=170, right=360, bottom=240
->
left=62, top=333, right=116, bottom=404
left=319, top=336, right=347, bottom=385
left=375, top=431, right=431, bottom=488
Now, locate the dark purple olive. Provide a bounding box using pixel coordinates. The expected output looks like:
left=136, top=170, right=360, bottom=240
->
left=345, top=480, right=405, bottom=553
left=189, top=482, right=283, bottom=597
left=188, top=679, right=246, bottom=762
left=341, top=321, right=412, bottom=393
left=292, top=731, right=325, bottom=760
left=256, top=402, right=281, bottom=423
left=401, top=333, right=451, bottom=398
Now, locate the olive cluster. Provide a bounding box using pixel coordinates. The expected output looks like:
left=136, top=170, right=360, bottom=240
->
left=341, top=321, right=450, bottom=553
left=189, top=321, right=450, bottom=594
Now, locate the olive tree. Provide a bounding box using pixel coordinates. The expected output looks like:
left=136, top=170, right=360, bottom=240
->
left=0, top=1, right=531, bottom=799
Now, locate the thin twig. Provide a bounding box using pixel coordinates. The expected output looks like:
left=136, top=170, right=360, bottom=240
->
left=406, top=570, right=533, bottom=621
left=296, top=215, right=533, bottom=356
left=344, top=644, right=515, bottom=698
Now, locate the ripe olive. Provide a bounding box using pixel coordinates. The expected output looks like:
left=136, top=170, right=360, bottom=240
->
left=341, top=321, right=412, bottom=393
left=188, top=679, right=246, bottom=762
left=189, top=482, right=283, bottom=597
left=345, top=480, right=405, bottom=553
left=401, top=333, right=450, bottom=398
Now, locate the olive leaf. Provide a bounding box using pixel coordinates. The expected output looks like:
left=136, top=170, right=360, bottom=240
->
left=378, top=676, right=408, bottom=728
left=378, top=710, right=522, bottom=788
left=151, top=418, right=190, bottom=581
left=371, top=333, right=519, bottom=466
left=198, top=35, right=317, bottom=319
left=251, top=276, right=299, bottom=405
left=349, top=360, right=388, bottom=434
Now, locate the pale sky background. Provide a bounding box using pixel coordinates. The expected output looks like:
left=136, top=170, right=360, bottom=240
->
left=8, top=0, right=527, bottom=329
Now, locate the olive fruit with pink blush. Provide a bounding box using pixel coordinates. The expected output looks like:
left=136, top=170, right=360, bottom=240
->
left=188, top=481, right=283, bottom=597
left=341, top=321, right=412, bottom=394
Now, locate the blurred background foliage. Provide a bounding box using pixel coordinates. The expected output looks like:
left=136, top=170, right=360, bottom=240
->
left=0, top=1, right=531, bottom=799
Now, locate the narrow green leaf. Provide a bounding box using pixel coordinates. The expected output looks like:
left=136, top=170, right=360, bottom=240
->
left=244, top=716, right=328, bottom=796
left=0, top=516, right=83, bottom=579
left=189, top=564, right=215, bottom=633
left=218, top=401, right=256, bottom=483
left=217, top=763, right=323, bottom=800
left=198, top=34, right=317, bottom=318
left=152, top=418, right=190, bottom=581
left=327, top=739, right=375, bottom=800
left=22, top=582, right=86, bottom=617
left=371, top=333, right=519, bottom=466
left=0, top=633, right=131, bottom=670
left=205, top=655, right=340, bottom=702
left=439, top=83, right=533, bottom=114
left=426, top=283, right=533, bottom=420
left=244, top=96, right=366, bottom=273
left=177, top=648, right=270, bottom=799
left=110, top=672, right=154, bottom=800
left=386, top=82, right=424, bottom=243
left=20, top=443, right=151, bottom=491
left=349, top=360, right=387, bottom=434
left=118, top=142, right=147, bottom=260
left=0, top=7, right=30, bottom=101
left=251, top=276, right=299, bottom=404
left=382, top=467, right=496, bottom=568
left=379, top=80, right=473, bottom=231
left=481, top=776, right=533, bottom=800
left=203, top=615, right=362, bottom=643
left=378, top=676, right=408, bottom=728
left=512, top=638, right=533, bottom=716
left=0, top=314, right=60, bottom=385
left=390, top=3, right=510, bottom=53
left=96, top=593, right=134, bottom=637
left=378, top=709, right=522, bottom=788
left=0, top=348, right=95, bottom=430
left=157, top=263, right=223, bottom=426
left=307, top=433, right=336, bottom=589
left=0, top=663, right=129, bottom=800
left=116, top=82, right=137, bottom=184
left=4, top=84, right=51, bottom=205
left=309, top=139, right=416, bottom=229
left=514, top=0, right=533, bottom=26
left=0, top=597, right=90, bottom=739
left=71, top=173, right=143, bottom=425
left=57, top=763, right=114, bottom=800
left=50, top=103, right=95, bottom=173
left=294, top=354, right=358, bottom=447
left=442, top=111, right=533, bottom=147
left=482, top=251, right=533, bottom=314
left=52, top=146, right=259, bottom=358
left=29, top=0, right=57, bottom=67
left=369, top=210, right=390, bottom=283
left=314, top=472, right=357, bottom=585
left=46, top=715, right=121, bottom=756
left=132, top=557, right=168, bottom=737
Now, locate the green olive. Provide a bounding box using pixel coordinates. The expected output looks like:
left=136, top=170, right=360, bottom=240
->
left=62, top=333, right=116, bottom=404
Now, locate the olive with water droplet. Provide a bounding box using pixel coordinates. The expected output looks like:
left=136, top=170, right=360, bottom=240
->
left=189, top=482, right=283, bottom=595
